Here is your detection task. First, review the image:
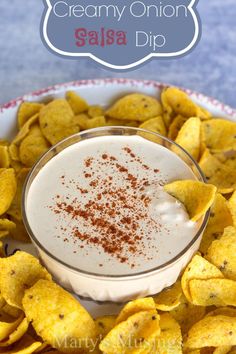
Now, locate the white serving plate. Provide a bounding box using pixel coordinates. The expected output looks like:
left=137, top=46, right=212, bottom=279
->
left=1, top=78, right=236, bottom=317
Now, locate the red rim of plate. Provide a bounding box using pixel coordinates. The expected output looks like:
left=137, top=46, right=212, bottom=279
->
left=1, top=78, right=236, bottom=118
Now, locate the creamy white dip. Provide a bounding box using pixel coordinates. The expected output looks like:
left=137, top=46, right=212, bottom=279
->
left=26, top=135, right=199, bottom=275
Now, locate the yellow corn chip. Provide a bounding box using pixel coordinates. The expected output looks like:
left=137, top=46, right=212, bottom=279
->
left=9, top=143, right=20, bottom=162
left=0, top=251, right=52, bottom=309
left=38, top=352, right=62, bottom=354
left=11, top=114, right=39, bottom=147
left=25, top=326, right=48, bottom=352
left=228, top=350, right=236, bottom=354
left=167, top=115, right=187, bottom=140
left=66, top=91, right=89, bottom=114
left=0, top=219, right=16, bottom=232
left=9, top=159, right=24, bottom=174
left=0, top=146, right=10, bottom=168
left=139, top=116, right=167, bottom=137
left=74, top=114, right=90, bottom=130
left=39, top=99, right=79, bottom=145
left=169, top=294, right=206, bottom=334
left=0, top=311, right=23, bottom=342
left=181, top=254, right=224, bottom=302
left=173, top=117, right=201, bottom=161
left=185, top=315, right=236, bottom=349
left=34, top=343, right=50, bottom=353
left=88, top=348, right=102, bottom=354
left=0, top=317, right=28, bottom=347
left=213, top=347, right=233, bottom=354
left=139, top=117, right=166, bottom=144
left=76, top=114, right=106, bottom=130
left=0, top=242, right=4, bottom=256
left=23, top=279, right=97, bottom=353
left=192, top=347, right=233, bottom=354
left=161, top=87, right=211, bottom=127
left=86, top=115, right=105, bottom=130
left=199, top=149, right=236, bottom=194
left=189, top=278, right=236, bottom=306
left=19, top=125, right=50, bottom=167
left=154, top=281, right=182, bottom=311
left=228, top=191, right=236, bottom=227
left=116, top=297, right=156, bottom=324
left=0, top=230, right=8, bottom=239
left=106, top=93, right=163, bottom=122
left=99, top=310, right=160, bottom=354
left=206, top=307, right=236, bottom=318
left=164, top=180, right=216, bottom=221
left=202, top=119, right=236, bottom=152
left=88, top=105, right=104, bottom=118
left=95, top=315, right=116, bottom=338
left=7, top=168, right=30, bottom=221
left=0, top=169, right=17, bottom=216
left=205, top=226, right=236, bottom=280
left=105, top=118, right=139, bottom=127
left=199, top=194, right=233, bottom=255
left=0, top=293, right=5, bottom=308
left=213, top=150, right=236, bottom=167
left=0, top=293, right=6, bottom=312
left=0, top=140, right=9, bottom=146
left=151, top=313, right=182, bottom=354
left=37, top=351, right=62, bottom=354
left=8, top=218, right=30, bottom=243
left=2, top=304, right=22, bottom=318
left=0, top=219, right=15, bottom=240
left=0, top=333, right=42, bottom=354
left=18, top=102, right=44, bottom=128
left=222, top=152, right=236, bottom=170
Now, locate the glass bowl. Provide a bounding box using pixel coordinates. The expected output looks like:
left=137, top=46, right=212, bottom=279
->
left=22, top=126, right=209, bottom=302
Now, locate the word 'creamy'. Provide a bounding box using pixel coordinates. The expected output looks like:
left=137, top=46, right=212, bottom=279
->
left=53, top=1, right=188, bottom=21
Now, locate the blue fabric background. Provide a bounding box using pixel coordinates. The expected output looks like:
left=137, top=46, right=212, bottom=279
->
left=0, top=1, right=235, bottom=108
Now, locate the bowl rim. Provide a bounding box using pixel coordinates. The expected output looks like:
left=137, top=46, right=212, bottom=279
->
left=22, top=126, right=210, bottom=280
left=0, top=78, right=236, bottom=118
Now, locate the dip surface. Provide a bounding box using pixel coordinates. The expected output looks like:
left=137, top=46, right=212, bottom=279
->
left=26, top=135, right=200, bottom=275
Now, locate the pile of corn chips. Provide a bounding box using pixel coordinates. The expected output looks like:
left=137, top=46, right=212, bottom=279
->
left=0, top=87, right=235, bottom=353
left=0, top=250, right=235, bottom=353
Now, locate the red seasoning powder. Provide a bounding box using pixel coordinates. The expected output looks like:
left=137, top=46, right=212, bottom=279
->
left=49, top=147, right=165, bottom=267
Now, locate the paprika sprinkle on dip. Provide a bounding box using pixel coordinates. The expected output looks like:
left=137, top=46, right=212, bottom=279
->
left=50, top=150, right=160, bottom=266
left=26, top=135, right=199, bottom=275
